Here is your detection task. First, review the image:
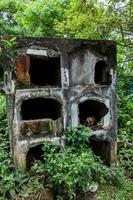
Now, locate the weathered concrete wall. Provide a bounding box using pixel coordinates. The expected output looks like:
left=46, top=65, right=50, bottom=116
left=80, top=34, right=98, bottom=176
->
left=2, top=37, right=117, bottom=169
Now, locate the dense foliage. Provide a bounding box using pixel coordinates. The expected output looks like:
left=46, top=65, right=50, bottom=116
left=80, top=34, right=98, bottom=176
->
left=0, top=94, right=49, bottom=199
left=32, top=127, right=127, bottom=199
left=0, top=101, right=132, bottom=199
left=0, top=0, right=133, bottom=199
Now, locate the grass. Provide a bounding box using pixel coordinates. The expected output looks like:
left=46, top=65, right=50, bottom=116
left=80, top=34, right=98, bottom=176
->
left=97, top=180, right=133, bottom=200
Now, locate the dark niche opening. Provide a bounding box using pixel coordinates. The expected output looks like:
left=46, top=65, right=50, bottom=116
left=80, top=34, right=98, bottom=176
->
left=26, top=144, right=43, bottom=169
left=79, top=100, right=108, bottom=128
left=89, top=137, right=111, bottom=165
left=94, top=60, right=111, bottom=85
left=0, top=66, right=4, bottom=82
left=21, top=98, right=62, bottom=120
left=29, top=56, right=61, bottom=86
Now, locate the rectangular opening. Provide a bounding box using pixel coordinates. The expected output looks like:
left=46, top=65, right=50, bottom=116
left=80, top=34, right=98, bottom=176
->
left=79, top=100, right=108, bottom=130
left=20, top=98, right=62, bottom=138
left=21, top=98, right=62, bottom=120
left=26, top=144, right=43, bottom=169
left=94, top=60, right=111, bottom=85
left=89, top=137, right=111, bottom=165
left=29, top=56, right=61, bottom=86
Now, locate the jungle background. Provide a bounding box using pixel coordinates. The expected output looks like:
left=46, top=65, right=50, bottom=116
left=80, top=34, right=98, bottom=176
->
left=0, top=0, right=133, bottom=199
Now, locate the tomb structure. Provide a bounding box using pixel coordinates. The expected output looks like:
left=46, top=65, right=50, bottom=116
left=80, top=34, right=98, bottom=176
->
left=2, top=37, right=117, bottom=169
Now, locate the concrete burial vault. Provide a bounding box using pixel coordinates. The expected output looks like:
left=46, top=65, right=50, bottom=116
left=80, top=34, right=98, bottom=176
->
left=2, top=37, right=117, bottom=170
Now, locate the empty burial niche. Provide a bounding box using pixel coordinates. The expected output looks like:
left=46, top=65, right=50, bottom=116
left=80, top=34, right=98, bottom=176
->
left=26, top=144, right=43, bottom=169
left=29, top=56, right=61, bottom=86
left=79, top=100, right=108, bottom=128
left=21, top=98, right=62, bottom=120
left=94, top=60, right=111, bottom=85
left=89, top=137, right=111, bottom=165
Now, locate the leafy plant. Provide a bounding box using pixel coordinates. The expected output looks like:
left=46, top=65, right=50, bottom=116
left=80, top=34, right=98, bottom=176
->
left=98, top=181, right=133, bottom=200
left=32, top=127, right=125, bottom=200
left=0, top=0, right=132, bottom=199
left=65, top=126, right=91, bottom=151
left=0, top=94, right=44, bottom=199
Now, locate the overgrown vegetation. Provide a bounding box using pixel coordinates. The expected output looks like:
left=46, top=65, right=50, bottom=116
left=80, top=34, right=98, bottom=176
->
left=0, top=0, right=133, bottom=199
left=32, top=127, right=127, bottom=200
left=0, top=92, right=133, bottom=199
left=0, top=94, right=44, bottom=199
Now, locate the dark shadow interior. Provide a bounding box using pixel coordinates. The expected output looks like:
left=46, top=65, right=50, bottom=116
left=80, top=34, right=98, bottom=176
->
left=79, top=100, right=108, bottom=127
left=21, top=98, right=62, bottom=120
left=29, top=56, right=61, bottom=86
left=26, top=144, right=43, bottom=169
left=0, top=66, right=4, bottom=81
left=94, top=60, right=111, bottom=85
left=89, top=137, right=111, bottom=165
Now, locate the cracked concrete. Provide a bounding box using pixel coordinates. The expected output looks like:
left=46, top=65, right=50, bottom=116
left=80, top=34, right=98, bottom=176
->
left=2, top=37, right=117, bottom=169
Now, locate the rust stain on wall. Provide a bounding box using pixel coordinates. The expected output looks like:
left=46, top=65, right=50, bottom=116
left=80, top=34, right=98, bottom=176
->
left=16, top=55, right=31, bottom=84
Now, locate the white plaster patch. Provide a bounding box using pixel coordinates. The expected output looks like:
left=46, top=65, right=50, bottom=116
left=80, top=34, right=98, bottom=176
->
left=71, top=103, right=78, bottom=127
left=27, top=49, right=48, bottom=57
left=103, top=99, right=111, bottom=128
left=71, top=50, right=96, bottom=85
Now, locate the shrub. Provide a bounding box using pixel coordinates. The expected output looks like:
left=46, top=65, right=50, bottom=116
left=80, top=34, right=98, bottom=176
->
left=33, top=127, right=125, bottom=200
left=0, top=94, right=44, bottom=199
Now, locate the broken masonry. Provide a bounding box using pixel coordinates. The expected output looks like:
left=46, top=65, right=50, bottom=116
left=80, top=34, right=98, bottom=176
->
left=2, top=37, right=117, bottom=170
